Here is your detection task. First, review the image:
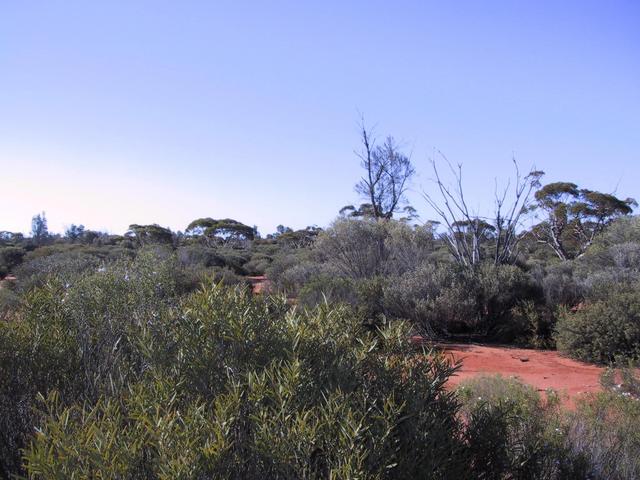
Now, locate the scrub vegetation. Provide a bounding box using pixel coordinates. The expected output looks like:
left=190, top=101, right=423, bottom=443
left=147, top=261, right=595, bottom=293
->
left=1, top=127, right=638, bottom=478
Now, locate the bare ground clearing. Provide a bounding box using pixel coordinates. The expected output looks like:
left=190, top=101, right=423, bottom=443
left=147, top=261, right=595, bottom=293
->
left=432, top=341, right=604, bottom=407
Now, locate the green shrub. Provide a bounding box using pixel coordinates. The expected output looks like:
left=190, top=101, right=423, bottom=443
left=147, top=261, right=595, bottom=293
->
left=269, top=258, right=322, bottom=296
left=501, top=300, right=555, bottom=348
left=540, top=261, right=583, bottom=308
left=382, top=262, right=541, bottom=340
left=20, top=284, right=468, bottom=479
left=475, top=264, right=543, bottom=337
left=0, top=246, right=25, bottom=277
left=243, top=252, right=273, bottom=275
left=458, top=375, right=587, bottom=479
left=14, top=250, right=102, bottom=292
left=297, top=274, right=356, bottom=308
left=556, top=283, right=640, bottom=363
left=567, top=390, right=640, bottom=479
left=0, top=251, right=183, bottom=474
left=383, top=263, right=478, bottom=335
left=0, top=287, right=19, bottom=318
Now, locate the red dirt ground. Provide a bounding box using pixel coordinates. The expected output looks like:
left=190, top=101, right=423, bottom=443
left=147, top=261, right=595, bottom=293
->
left=435, top=342, right=604, bottom=407
left=247, top=275, right=272, bottom=295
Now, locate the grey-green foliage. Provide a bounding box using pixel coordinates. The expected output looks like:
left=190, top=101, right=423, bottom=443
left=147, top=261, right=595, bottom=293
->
left=314, top=218, right=436, bottom=280
left=0, top=245, right=25, bottom=277
left=582, top=216, right=640, bottom=264
left=573, top=215, right=640, bottom=298
left=565, top=367, right=640, bottom=480
left=14, top=250, right=102, bottom=292
left=458, top=374, right=640, bottom=480
left=458, top=375, right=589, bottom=479
left=0, top=250, right=183, bottom=475
left=4, top=254, right=470, bottom=478
left=383, top=262, right=542, bottom=339
left=0, top=287, right=19, bottom=318
left=556, top=282, right=640, bottom=363
left=20, top=288, right=467, bottom=479
left=383, top=262, right=477, bottom=334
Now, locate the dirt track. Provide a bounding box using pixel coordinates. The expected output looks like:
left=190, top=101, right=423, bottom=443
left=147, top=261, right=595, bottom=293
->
left=439, top=342, right=604, bottom=407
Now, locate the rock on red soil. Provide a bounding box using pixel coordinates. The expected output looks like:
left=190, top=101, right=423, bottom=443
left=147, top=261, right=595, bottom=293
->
left=436, top=342, right=604, bottom=407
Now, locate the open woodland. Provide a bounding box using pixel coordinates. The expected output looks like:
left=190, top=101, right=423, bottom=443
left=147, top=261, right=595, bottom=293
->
left=2, top=126, right=640, bottom=479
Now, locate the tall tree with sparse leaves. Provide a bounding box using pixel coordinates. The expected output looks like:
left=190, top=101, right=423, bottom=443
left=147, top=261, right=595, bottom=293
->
left=354, top=121, right=415, bottom=220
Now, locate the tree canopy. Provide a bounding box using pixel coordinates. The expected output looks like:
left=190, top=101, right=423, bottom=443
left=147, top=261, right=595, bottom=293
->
left=533, top=182, right=636, bottom=260
left=126, top=224, right=174, bottom=246
left=186, top=218, right=255, bottom=245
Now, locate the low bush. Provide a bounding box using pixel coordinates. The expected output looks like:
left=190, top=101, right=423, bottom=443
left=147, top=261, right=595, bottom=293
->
left=297, top=274, right=356, bottom=308
left=14, top=250, right=102, bottom=292
left=0, top=251, right=183, bottom=474
left=0, top=246, right=25, bottom=277
left=383, top=263, right=478, bottom=335
left=567, top=389, right=640, bottom=479
left=16, top=284, right=470, bottom=479
left=0, top=287, right=19, bottom=318
left=556, top=283, right=640, bottom=363
left=458, top=375, right=588, bottom=479
left=540, top=261, right=583, bottom=309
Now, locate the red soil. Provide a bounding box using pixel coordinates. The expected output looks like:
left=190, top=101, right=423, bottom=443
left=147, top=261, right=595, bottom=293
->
left=247, top=275, right=272, bottom=295
left=435, top=342, right=604, bottom=407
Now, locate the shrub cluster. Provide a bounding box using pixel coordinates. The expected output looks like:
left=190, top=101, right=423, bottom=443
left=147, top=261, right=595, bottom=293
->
left=457, top=374, right=640, bottom=479
left=556, top=282, right=640, bottom=363
left=1, top=252, right=473, bottom=478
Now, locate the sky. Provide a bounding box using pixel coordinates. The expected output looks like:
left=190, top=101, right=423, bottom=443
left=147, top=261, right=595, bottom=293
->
left=1, top=1, right=639, bottom=236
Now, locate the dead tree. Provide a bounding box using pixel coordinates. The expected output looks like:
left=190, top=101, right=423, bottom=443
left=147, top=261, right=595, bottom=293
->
left=423, top=153, right=543, bottom=267
left=355, top=122, right=415, bottom=220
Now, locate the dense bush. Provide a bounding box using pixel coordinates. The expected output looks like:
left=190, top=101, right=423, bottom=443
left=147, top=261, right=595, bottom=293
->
left=534, top=261, right=579, bottom=307
left=566, top=370, right=640, bottom=480
left=0, top=250, right=183, bottom=475
left=0, top=286, right=19, bottom=318
left=280, top=217, right=551, bottom=343
left=314, top=218, right=437, bottom=280
left=458, top=373, right=640, bottom=478
left=2, top=259, right=479, bottom=478
left=3, top=212, right=640, bottom=477
left=556, top=283, right=640, bottom=363
left=581, top=216, right=640, bottom=269
left=297, top=274, right=357, bottom=308
left=382, top=262, right=543, bottom=341
left=457, top=375, right=589, bottom=479
left=383, top=263, right=477, bottom=335
left=0, top=246, right=25, bottom=277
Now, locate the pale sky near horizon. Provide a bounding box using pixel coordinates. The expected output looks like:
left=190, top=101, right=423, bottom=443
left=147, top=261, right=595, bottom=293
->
left=1, top=1, right=639, bottom=236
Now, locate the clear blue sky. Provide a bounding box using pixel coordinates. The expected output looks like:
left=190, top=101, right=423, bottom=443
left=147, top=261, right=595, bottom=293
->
left=1, top=1, right=638, bottom=236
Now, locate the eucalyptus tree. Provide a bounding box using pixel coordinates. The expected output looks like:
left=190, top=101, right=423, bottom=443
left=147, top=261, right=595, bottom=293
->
left=185, top=218, right=255, bottom=246
left=532, top=182, right=636, bottom=260
left=126, top=224, right=174, bottom=247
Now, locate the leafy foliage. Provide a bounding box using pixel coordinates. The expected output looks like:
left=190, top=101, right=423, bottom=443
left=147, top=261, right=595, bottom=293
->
left=533, top=182, right=636, bottom=260
left=556, top=282, right=640, bottom=363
